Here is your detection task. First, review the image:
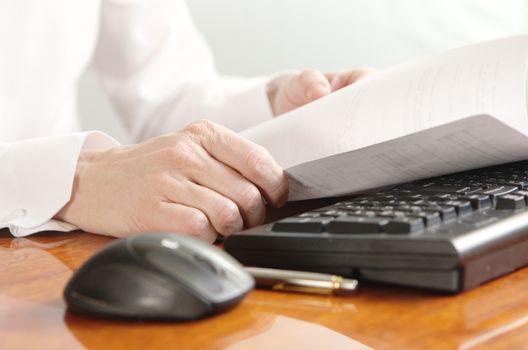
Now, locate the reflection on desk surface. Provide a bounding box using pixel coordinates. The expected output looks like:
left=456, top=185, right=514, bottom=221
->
left=223, top=314, right=372, bottom=350
left=2, top=231, right=528, bottom=349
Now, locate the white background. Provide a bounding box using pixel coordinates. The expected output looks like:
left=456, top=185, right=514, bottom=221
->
left=78, top=0, right=528, bottom=143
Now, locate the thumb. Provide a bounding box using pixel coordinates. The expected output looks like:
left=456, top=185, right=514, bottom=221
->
left=273, top=69, right=331, bottom=115
left=290, top=69, right=332, bottom=103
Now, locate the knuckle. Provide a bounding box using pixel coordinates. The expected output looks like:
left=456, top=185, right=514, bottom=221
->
left=160, top=146, right=183, bottom=162
left=185, top=209, right=211, bottom=237
left=217, top=200, right=242, bottom=234
left=269, top=178, right=288, bottom=205
left=130, top=201, right=159, bottom=233
left=239, top=185, right=263, bottom=214
left=245, top=145, right=271, bottom=176
left=160, top=146, right=197, bottom=168
left=183, top=119, right=216, bottom=139
left=149, top=172, right=173, bottom=193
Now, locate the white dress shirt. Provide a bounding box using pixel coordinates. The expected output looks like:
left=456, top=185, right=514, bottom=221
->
left=0, top=0, right=275, bottom=236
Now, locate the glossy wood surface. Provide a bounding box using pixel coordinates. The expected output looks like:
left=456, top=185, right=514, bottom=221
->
left=3, top=229, right=528, bottom=350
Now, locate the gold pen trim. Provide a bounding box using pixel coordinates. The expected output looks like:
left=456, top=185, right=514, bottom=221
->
left=271, top=283, right=335, bottom=295
left=332, top=276, right=342, bottom=290
left=270, top=275, right=355, bottom=295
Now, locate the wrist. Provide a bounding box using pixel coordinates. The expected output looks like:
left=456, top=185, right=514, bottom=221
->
left=53, top=150, right=101, bottom=224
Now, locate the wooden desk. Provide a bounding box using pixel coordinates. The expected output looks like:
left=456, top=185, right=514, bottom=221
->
left=2, top=230, right=528, bottom=350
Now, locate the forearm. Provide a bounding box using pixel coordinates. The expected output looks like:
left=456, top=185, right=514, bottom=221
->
left=99, top=74, right=276, bottom=141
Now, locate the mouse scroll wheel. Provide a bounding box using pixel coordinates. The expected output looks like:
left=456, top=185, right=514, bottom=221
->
left=193, top=254, right=226, bottom=277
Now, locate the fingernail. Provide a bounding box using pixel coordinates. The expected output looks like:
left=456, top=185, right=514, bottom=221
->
left=306, top=82, right=329, bottom=100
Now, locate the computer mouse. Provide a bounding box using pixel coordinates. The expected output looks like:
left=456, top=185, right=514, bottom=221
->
left=63, top=233, right=254, bottom=321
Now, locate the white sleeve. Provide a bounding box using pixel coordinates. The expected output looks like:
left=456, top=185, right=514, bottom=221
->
left=0, top=132, right=119, bottom=237
left=93, top=0, right=275, bottom=142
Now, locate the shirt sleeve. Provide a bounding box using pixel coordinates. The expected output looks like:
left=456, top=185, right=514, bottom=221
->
left=93, top=0, right=276, bottom=142
left=0, top=132, right=119, bottom=237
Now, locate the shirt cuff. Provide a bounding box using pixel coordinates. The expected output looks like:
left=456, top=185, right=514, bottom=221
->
left=1, top=131, right=119, bottom=237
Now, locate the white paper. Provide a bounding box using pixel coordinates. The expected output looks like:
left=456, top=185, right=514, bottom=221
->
left=240, top=36, right=528, bottom=201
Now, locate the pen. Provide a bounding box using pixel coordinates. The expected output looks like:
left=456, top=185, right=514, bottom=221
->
left=244, top=266, right=358, bottom=295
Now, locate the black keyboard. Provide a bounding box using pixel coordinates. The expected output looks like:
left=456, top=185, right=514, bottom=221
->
left=224, top=160, right=528, bottom=292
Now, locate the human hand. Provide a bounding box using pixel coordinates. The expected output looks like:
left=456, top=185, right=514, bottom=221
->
left=267, top=68, right=376, bottom=116
left=55, top=120, right=288, bottom=242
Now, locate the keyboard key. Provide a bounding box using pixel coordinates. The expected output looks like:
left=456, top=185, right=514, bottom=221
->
left=495, top=195, right=526, bottom=210
left=376, top=210, right=408, bottom=218
left=440, top=200, right=473, bottom=216
left=326, top=216, right=389, bottom=234
left=408, top=211, right=442, bottom=227
left=298, top=212, right=321, bottom=218
left=497, top=180, right=528, bottom=189
left=475, top=186, right=518, bottom=197
left=395, top=194, right=424, bottom=202
left=394, top=205, right=424, bottom=213
left=345, top=210, right=378, bottom=217
left=336, top=205, right=366, bottom=211
left=419, top=205, right=457, bottom=221
left=411, top=184, right=481, bottom=194
left=458, top=194, right=492, bottom=210
left=384, top=218, right=424, bottom=234
left=317, top=210, right=347, bottom=217
left=513, top=190, right=528, bottom=205
left=429, top=193, right=456, bottom=201
left=272, top=217, right=330, bottom=233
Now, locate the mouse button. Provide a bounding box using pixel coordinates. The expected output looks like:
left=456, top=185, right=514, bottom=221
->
left=164, top=239, right=254, bottom=299
left=128, top=235, right=220, bottom=277
left=141, top=249, right=249, bottom=303
left=128, top=234, right=251, bottom=301
left=133, top=244, right=226, bottom=296
left=194, top=250, right=254, bottom=286
left=191, top=254, right=255, bottom=301
left=192, top=252, right=226, bottom=276
left=67, top=263, right=166, bottom=304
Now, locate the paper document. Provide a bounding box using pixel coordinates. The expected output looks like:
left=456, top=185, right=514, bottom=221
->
left=241, top=36, right=528, bottom=201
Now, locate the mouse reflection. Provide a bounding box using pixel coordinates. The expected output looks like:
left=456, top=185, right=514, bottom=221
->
left=224, top=314, right=373, bottom=350
left=64, top=309, right=372, bottom=350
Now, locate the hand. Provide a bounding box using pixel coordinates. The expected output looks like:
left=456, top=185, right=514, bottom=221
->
left=268, top=68, right=376, bottom=116
left=55, top=120, right=288, bottom=242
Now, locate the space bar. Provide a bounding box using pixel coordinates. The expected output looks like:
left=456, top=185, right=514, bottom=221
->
left=272, top=217, right=329, bottom=233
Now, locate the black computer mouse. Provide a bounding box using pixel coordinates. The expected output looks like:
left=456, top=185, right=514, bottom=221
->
left=63, top=233, right=254, bottom=321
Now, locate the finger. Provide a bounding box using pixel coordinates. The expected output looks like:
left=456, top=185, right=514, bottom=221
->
left=183, top=120, right=289, bottom=207
left=326, top=67, right=377, bottom=91
left=165, top=180, right=244, bottom=237
left=284, top=69, right=332, bottom=105
left=186, top=146, right=266, bottom=228
left=143, top=202, right=218, bottom=243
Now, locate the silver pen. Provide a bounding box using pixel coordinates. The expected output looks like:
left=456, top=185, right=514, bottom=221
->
left=244, top=266, right=358, bottom=295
